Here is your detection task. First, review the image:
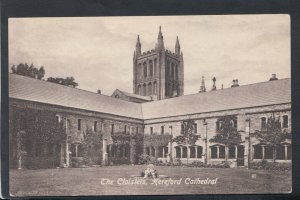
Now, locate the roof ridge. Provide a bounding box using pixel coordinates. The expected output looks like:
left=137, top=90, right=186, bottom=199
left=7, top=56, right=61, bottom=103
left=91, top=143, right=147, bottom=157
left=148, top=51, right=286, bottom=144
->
left=141, top=77, right=291, bottom=104
left=9, top=73, right=142, bottom=103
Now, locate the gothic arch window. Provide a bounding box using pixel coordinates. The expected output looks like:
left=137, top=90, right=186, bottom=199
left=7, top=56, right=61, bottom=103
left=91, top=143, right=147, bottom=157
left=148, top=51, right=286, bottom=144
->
left=143, top=62, right=147, bottom=77
left=171, top=63, right=175, bottom=79
left=138, top=63, right=142, bottom=77
left=149, top=60, right=153, bottom=77
left=166, top=61, right=170, bottom=79
left=143, top=83, right=147, bottom=96
left=137, top=84, right=141, bottom=95
left=154, top=59, right=157, bottom=75
left=148, top=82, right=153, bottom=95
left=175, top=64, right=178, bottom=80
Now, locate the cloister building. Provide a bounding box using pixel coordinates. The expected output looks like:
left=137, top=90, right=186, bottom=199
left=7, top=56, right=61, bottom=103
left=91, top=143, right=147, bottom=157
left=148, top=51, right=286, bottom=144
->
left=9, top=27, right=291, bottom=169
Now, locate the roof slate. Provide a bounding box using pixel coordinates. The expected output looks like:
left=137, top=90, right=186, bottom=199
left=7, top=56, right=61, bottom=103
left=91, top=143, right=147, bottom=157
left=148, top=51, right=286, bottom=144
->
left=141, top=78, right=291, bottom=119
left=9, top=74, right=143, bottom=119
left=9, top=74, right=291, bottom=120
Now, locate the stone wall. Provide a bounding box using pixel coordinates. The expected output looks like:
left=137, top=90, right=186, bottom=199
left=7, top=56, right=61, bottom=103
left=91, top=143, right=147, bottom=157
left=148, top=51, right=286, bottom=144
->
left=143, top=103, right=292, bottom=166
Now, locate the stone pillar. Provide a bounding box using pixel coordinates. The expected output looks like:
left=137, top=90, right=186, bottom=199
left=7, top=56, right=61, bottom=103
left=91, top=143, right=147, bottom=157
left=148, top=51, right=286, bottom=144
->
left=167, top=142, right=172, bottom=162
left=262, top=145, right=265, bottom=160
left=180, top=146, right=183, bottom=159
left=75, top=144, right=78, bottom=157
left=143, top=146, right=147, bottom=155
left=284, top=145, right=288, bottom=161
left=64, top=118, right=70, bottom=168
left=244, top=119, right=250, bottom=168
left=18, top=156, right=22, bottom=170
left=187, top=146, right=190, bottom=160
left=235, top=145, right=238, bottom=159
left=154, top=146, right=159, bottom=158
left=130, top=140, right=136, bottom=164
left=217, top=146, right=220, bottom=159
left=65, top=141, right=70, bottom=167
left=60, top=144, right=64, bottom=167
left=195, top=146, right=198, bottom=159
left=162, top=147, right=165, bottom=158
left=102, top=139, right=108, bottom=165
left=204, top=122, right=208, bottom=164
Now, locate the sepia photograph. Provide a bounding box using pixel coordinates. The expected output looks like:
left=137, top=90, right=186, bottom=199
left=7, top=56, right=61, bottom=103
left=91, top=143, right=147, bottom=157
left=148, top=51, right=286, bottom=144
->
left=8, top=14, right=291, bottom=196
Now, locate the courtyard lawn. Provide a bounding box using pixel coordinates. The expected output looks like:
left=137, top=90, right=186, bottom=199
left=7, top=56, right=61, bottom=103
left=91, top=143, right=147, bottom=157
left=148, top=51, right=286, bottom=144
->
left=10, top=165, right=291, bottom=196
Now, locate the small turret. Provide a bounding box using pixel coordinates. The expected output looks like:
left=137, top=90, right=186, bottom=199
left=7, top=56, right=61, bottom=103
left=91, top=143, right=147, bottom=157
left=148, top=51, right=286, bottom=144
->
left=136, top=35, right=141, bottom=57
left=199, top=76, right=206, bottom=93
left=175, top=36, right=180, bottom=55
left=269, top=74, right=278, bottom=81
left=231, top=79, right=239, bottom=87
left=211, top=77, right=217, bottom=91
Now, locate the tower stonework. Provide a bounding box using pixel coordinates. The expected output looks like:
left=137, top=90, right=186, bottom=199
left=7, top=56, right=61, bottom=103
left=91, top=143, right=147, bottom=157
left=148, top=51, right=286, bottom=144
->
left=133, top=26, right=184, bottom=100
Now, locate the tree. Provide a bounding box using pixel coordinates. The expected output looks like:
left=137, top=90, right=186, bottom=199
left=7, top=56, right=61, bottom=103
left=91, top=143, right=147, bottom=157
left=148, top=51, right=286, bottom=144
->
left=11, top=63, right=45, bottom=79
left=172, top=119, right=200, bottom=145
left=47, top=76, right=78, bottom=88
left=172, top=119, right=201, bottom=163
left=209, top=115, right=242, bottom=162
left=253, top=114, right=291, bottom=162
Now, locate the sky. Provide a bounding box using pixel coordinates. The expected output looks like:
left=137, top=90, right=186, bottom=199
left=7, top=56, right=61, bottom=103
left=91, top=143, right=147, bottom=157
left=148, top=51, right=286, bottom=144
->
left=9, top=15, right=290, bottom=95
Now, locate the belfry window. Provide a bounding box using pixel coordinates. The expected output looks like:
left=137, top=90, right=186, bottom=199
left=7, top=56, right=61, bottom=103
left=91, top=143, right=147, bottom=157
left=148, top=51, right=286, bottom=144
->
left=143, top=64, right=147, bottom=77
left=149, top=61, right=153, bottom=76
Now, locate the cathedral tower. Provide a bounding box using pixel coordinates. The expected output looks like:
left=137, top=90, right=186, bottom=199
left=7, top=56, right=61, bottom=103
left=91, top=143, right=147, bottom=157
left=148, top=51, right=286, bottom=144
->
left=133, top=26, right=184, bottom=100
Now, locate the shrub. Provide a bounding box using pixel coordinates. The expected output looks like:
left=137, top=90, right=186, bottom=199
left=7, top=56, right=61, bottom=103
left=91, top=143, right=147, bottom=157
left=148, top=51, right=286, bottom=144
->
left=71, top=157, right=85, bottom=168
left=249, top=160, right=291, bottom=171
left=25, top=156, right=57, bottom=169
left=138, top=153, right=158, bottom=165
left=191, top=161, right=206, bottom=167
left=109, top=157, right=130, bottom=165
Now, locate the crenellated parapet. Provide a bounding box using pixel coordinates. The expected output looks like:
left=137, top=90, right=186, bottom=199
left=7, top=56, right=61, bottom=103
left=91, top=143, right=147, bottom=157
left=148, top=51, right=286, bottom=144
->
left=133, top=26, right=184, bottom=100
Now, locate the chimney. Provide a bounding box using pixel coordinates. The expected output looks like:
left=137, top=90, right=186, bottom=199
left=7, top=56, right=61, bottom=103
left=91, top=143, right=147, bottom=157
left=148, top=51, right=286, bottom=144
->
left=231, top=79, right=235, bottom=88
left=97, top=89, right=101, bottom=94
left=269, top=74, right=278, bottom=81
left=199, top=76, right=206, bottom=93
left=231, top=79, right=239, bottom=88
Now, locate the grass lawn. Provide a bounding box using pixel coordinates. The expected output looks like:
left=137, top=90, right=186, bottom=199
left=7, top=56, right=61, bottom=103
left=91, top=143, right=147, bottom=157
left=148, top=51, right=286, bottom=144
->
left=10, top=165, right=291, bottom=196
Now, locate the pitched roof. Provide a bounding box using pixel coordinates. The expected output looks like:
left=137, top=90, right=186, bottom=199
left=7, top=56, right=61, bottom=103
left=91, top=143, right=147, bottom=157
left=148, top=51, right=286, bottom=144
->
left=116, top=90, right=152, bottom=101
left=9, top=74, right=291, bottom=121
left=9, top=74, right=143, bottom=119
left=141, top=78, right=291, bottom=119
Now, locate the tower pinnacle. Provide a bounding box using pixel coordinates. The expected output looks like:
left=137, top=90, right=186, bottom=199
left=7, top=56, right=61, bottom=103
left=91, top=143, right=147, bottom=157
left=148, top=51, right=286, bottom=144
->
left=175, top=36, right=180, bottom=55
left=136, top=35, right=141, bottom=56
left=157, top=26, right=164, bottom=50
